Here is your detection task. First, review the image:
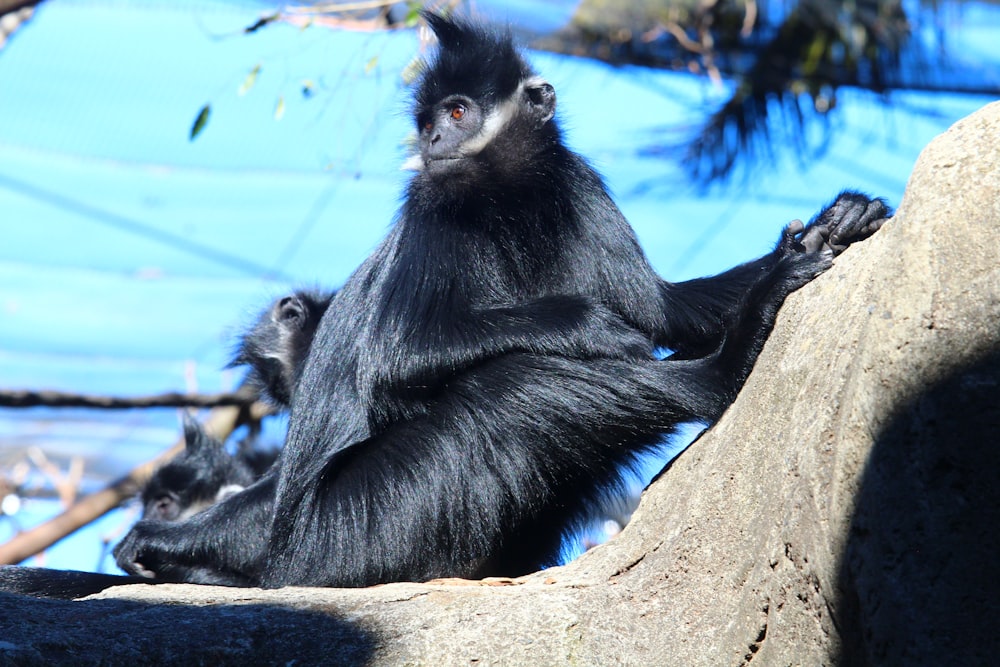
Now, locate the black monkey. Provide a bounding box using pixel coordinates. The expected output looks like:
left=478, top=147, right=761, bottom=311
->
left=142, top=415, right=258, bottom=522
left=140, top=291, right=333, bottom=522
left=230, top=289, right=334, bottom=409
left=0, top=14, right=888, bottom=597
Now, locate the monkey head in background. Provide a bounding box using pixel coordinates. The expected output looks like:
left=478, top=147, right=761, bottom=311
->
left=142, top=415, right=256, bottom=522
left=230, top=289, right=334, bottom=409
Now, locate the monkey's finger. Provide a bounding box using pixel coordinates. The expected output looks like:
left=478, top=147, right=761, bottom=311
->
left=830, top=198, right=890, bottom=247
left=783, top=219, right=804, bottom=237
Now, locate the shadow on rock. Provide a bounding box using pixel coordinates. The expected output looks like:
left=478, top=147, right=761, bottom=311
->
left=0, top=591, right=375, bottom=666
left=837, top=348, right=1000, bottom=665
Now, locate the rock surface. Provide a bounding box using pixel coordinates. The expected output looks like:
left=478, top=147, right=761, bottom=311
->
left=2, top=102, right=998, bottom=666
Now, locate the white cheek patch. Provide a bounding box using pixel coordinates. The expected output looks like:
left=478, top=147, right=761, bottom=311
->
left=214, top=484, right=246, bottom=503
left=400, top=76, right=550, bottom=171
left=401, top=153, right=424, bottom=171
left=459, top=76, right=548, bottom=157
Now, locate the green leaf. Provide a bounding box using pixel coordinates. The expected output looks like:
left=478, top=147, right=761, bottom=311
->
left=364, top=55, right=379, bottom=75
left=189, top=104, right=211, bottom=141
left=803, top=34, right=827, bottom=76
left=274, top=95, right=286, bottom=121
left=403, top=1, right=422, bottom=26
left=238, top=64, right=261, bottom=96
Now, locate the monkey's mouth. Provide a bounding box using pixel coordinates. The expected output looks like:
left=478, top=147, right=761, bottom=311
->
left=425, top=156, right=467, bottom=174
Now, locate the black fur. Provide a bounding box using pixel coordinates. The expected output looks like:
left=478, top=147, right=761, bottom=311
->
left=141, top=415, right=262, bottom=522
left=0, top=567, right=152, bottom=601
left=230, top=289, right=334, bottom=408
left=0, top=13, right=888, bottom=598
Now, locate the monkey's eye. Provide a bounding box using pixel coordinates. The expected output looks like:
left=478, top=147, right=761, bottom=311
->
left=450, top=104, right=466, bottom=121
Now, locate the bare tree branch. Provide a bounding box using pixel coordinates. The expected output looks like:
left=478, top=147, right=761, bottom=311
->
left=0, top=388, right=256, bottom=409
left=0, top=0, right=37, bottom=15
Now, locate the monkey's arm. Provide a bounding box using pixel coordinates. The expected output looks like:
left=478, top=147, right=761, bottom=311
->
left=379, top=295, right=653, bottom=396
left=657, top=190, right=889, bottom=357
left=114, top=472, right=276, bottom=586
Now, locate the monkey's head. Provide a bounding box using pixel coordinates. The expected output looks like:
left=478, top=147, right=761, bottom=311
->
left=230, top=290, right=332, bottom=408
left=142, top=415, right=251, bottom=521
left=404, top=12, right=558, bottom=192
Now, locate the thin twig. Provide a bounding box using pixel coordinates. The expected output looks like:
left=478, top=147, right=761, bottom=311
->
left=285, top=0, right=398, bottom=14
left=0, top=389, right=255, bottom=409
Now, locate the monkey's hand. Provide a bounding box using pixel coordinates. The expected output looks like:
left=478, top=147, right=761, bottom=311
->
left=781, top=191, right=891, bottom=257
left=115, top=520, right=194, bottom=581
left=114, top=521, right=171, bottom=579
left=114, top=520, right=253, bottom=586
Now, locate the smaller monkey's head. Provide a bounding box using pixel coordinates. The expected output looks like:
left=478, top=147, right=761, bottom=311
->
left=404, top=12, right=558, bottom=188
left=141, top=415, right=254, bottom=522
left=230, top=290, right=333, bottom=409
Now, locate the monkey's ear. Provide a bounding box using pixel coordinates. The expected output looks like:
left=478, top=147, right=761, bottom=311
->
left=181, top=414, right=222, bottom=454
left=182, top=413, right=204, bottom=452
left=274, top=295, right=306, bottom=325
left=526, top=81, right=556, bottom=125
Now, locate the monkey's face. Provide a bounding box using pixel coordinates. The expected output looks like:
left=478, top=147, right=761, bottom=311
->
left=405, top=77, right=557, bottom=196
left=415, top=94, right=486, bottom=177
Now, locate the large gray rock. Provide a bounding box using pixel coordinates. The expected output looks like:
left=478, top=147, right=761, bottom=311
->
left=2, top=102, right=998, bottom=666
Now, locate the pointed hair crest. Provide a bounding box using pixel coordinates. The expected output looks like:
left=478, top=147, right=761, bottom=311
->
left=415, top=11, right=535, bottom=111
